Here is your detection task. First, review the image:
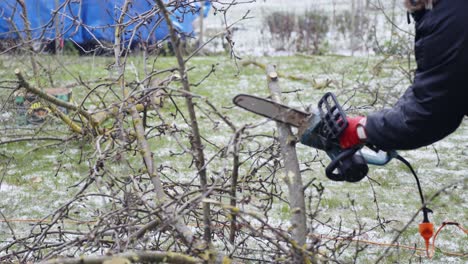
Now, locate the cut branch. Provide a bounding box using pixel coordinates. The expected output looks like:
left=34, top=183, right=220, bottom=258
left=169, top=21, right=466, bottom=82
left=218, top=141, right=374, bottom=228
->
left=14, top=69, right=94, bottom=123
left=243, top=60, right=314, bottom=83
left=154, top=0, right=212, bottom=246
left=41, top=251, right=202, bottom=264
left=129, top=100, right=194, bottom=244
left=266, top=64, right=310, bottom=261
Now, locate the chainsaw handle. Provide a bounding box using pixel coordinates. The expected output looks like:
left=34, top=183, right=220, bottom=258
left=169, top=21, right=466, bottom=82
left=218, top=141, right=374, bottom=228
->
left=325, top=148, right=368, bottom=182
left=360, top=148, right=397, bottom=166
left=326, top=148, right=356, bottom=181
left=324, top=147, right=396, bottom=182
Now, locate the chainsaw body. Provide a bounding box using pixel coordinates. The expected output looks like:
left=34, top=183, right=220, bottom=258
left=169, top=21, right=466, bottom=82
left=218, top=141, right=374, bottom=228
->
left=298, top=107, right=395, bottom=182
left=233, top=92, right=396, bottom=182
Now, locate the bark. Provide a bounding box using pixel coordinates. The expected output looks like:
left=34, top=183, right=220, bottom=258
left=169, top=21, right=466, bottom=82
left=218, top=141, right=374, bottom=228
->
left=15, top=69, right=94, bottom=123
left=54, top=0, right=62, bottom=55
left=154, top=0, right=212, bottom=246
left=48, top=104, right=83, bottom=134
left=16, top=0, right=40, bottom=87
left=114, top=0, right=131, bottom=75
left=266, top=65, right=310, bottom=261
left=129, top=105, right=165, bottom=199
left=112, top=0, right=194, bottom=245
left=229, top=130, right=242, bottom=243
left=41, top=251, right=202, bottom=264
left=198, top=3, right=205, bottom=48
left=129, top=104, right=194, bottom=244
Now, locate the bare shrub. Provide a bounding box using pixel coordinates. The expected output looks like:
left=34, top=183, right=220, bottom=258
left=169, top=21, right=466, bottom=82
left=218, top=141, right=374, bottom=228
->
left=335, top=10, right=370, bottom=37
left=296, top=10, right=329, bottom=54
left=264, top=11, right=296, bottom=51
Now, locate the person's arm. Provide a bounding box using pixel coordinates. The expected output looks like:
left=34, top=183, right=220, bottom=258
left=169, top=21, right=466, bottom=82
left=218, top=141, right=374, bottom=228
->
left=341, top=0, right=468, bottom=151
left=365, top=86, right=465, bottom=151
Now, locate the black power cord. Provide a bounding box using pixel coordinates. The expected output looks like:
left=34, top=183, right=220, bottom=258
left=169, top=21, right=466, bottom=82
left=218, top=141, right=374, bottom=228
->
left=395, top=154, right=433, bottom=223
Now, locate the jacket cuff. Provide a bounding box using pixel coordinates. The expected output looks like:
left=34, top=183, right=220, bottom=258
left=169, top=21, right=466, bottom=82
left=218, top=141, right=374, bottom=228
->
left=357, top=117, right=367, bottom=141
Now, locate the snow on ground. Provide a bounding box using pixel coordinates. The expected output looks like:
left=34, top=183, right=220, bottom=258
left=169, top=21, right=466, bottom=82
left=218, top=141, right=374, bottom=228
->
left=1, top=54, right=466, bottom=263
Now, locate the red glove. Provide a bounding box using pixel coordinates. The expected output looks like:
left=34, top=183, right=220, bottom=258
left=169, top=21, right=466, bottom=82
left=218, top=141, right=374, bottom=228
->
left=339, top=116, right=367, bottom=149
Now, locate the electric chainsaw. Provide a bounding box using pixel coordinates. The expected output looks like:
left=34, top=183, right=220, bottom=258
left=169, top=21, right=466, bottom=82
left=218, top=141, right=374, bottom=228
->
left=233, top=92, right=396, bottom=182
left=233, top=92, right=441, bottom=251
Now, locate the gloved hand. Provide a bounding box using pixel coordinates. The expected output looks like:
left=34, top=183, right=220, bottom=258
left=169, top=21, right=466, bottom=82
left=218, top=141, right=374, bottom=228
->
left=339, top=116, right=367, bottom=149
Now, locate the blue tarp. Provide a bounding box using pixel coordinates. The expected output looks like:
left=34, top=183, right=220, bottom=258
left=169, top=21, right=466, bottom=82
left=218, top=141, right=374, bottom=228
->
left=79, top=0, right=116, bottom=43
left=0, top=0, right=82, bottom=41
left=0, top=0, right=211, bottom=45
left=0, top=0, right=26, bottom=39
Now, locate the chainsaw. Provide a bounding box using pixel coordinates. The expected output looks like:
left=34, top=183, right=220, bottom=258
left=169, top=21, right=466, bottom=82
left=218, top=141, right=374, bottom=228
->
left=233, top=92, right=439, bottom=250
left=233, top=92, right=396, bottom=182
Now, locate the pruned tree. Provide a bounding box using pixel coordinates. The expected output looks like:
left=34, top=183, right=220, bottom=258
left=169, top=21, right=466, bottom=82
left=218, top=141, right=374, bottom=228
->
left=0, top=1, right=466, bottom=264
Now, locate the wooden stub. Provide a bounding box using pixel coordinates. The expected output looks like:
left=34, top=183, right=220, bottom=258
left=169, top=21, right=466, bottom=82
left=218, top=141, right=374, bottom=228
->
left=269, top=71, right=278, bottom=81
left=265, top=64, right=308, bottom=256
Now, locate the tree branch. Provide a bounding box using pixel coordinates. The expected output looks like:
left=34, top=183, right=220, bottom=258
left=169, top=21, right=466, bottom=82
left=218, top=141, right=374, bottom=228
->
left=41, top=251, right=202, bottom=264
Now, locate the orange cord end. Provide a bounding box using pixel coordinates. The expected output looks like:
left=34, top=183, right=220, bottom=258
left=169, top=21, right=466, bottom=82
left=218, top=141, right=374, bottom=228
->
left=419, top=222, right=434, bottom=256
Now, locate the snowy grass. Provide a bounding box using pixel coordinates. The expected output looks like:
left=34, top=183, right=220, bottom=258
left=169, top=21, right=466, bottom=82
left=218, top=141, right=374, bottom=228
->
left=0, top=54, right=466, bottom=263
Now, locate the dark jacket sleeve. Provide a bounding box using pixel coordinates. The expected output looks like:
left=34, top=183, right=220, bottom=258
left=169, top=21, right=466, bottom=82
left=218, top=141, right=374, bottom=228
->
left=365, top=0, right=468, bottom=151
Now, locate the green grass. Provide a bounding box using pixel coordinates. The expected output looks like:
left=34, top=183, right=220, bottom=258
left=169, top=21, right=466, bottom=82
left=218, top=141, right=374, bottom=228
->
left=0, top=53, right=466, bottom=263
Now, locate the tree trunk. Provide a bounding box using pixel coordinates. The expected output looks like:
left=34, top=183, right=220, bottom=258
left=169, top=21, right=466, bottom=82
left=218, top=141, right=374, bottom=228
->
left=266, top=64, right=309, bottom=261
left=155, top=0, right=212, bottom=247
left=198, top=3, right=205, bottom=49
left=54, top=0, right=61, bottom=55
left=16, top=0, right=40, bottom=88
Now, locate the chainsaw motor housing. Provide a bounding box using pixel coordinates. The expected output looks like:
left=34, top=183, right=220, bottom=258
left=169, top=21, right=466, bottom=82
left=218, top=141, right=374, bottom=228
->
left=300, top=120, right=369, bottom=182
left=299, top=92, right=369, bottom=182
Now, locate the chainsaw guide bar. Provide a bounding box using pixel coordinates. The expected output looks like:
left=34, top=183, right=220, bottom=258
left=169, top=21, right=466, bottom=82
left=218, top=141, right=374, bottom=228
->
left=233, top=94, right=313, bottom=127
